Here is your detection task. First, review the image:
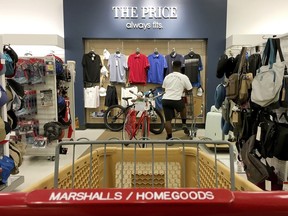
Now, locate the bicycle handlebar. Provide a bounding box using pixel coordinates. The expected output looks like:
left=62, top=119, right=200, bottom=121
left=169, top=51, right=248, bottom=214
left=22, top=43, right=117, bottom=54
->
left=129, top=89, right=165, bottom=102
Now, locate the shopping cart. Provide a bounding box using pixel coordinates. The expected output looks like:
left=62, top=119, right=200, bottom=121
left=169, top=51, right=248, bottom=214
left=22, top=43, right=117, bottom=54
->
left=173, top=91, right=201, bottom=139
left=1, top=139, right=288, bottom=215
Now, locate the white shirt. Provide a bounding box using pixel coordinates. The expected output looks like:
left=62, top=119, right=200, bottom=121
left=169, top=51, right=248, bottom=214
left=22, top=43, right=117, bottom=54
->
left=84, top=86, right=100, bottom=108
left=162, top=72, right=192, bottom=100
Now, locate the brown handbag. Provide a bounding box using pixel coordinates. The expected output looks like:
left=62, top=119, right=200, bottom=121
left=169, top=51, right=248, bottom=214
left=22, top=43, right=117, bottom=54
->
left=225, top=47, right=248, bottom=103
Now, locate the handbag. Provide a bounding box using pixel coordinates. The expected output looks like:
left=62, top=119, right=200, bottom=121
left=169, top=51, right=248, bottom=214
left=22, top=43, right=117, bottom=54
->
left=238, top=73, right=252, bottom=104
left=241, top=135, right=274, bottom=185
left=251, top=38, right=286, bottom=107
left=273, top=122, right=288, bottom=160
left=225, top=47, right=247, bottom=103
left=279, top=65, right=288, bottom=107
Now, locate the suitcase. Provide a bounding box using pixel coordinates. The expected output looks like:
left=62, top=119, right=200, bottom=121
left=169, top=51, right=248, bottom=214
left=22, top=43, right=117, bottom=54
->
left=205, top=111, right=227, bottom=140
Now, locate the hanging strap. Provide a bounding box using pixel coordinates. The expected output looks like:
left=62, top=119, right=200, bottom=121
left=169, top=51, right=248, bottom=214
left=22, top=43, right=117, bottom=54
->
left=236, top=47, right=248, bottom=75
left=274, top=38, right=285, bottom=62
left=262, top=38, right=271, bottom=66
left=262, top=38, right=285, bottom=66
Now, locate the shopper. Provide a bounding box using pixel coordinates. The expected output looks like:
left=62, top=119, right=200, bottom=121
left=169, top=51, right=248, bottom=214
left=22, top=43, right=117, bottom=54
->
left=162, top=60, right=193, bottom=140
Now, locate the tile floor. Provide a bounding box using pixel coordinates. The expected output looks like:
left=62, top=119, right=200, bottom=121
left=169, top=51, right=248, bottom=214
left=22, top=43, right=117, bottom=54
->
left=13, top=129, right=105, bottom=192
left=11, top=128, right=244, bottom=192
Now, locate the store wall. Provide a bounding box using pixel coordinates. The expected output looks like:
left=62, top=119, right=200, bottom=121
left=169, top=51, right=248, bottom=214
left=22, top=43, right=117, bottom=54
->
left=63, top=0, right=227, bottom=128
left=0, top=0, right=64, bottom=36
left=2, top=0, right=288, bottom=128
left=226, top=0, right=288, bottom=37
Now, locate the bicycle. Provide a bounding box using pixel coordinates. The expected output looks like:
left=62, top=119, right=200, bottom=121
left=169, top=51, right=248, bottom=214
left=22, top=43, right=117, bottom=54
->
left=122, top=90, right=165, bottom=147
left=103, top=89, right=165, bottom=134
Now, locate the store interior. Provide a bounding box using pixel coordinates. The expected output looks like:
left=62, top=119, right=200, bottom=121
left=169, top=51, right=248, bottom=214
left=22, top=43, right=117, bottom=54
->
left=1, top=0, right=288, bottom=196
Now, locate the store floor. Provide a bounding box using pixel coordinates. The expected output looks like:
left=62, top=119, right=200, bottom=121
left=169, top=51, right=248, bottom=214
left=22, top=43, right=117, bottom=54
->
left=12, top=128, right=241, bottom=192
left=13, top=129, right=106, bottom=192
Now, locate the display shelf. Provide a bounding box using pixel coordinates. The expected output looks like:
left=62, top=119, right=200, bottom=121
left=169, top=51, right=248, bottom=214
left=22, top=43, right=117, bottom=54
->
left=224, top=33, right=288, bottom=185
left=0, top=175, right=25, bottom=192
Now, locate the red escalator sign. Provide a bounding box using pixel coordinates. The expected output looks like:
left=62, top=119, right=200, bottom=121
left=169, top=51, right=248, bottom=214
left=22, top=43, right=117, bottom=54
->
left=26, top=188, right=234, bottom=205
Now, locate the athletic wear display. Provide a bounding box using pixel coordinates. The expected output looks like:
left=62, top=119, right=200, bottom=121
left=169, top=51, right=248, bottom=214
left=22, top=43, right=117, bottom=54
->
left=82, top=51, right=103, bottom=85
left=147, top=53, right=167, bottom=84
left=105, top=85, right=118, bottom=107
left=127, top=53, right=149, bottom=84
left=165, top=53, right=185, bottom=76
left=84, top=86, right=100, bottom=108
left=184, top=51, right=203, bottom=87
left=108, top=53, right=127, bottom=83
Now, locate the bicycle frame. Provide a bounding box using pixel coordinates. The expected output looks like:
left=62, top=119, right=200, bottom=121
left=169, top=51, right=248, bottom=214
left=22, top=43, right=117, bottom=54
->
left=128, top=109, right=150, bottom=140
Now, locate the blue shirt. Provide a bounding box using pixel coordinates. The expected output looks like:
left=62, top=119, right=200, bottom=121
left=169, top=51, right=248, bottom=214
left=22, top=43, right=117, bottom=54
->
left=147, top=53, right=168, bottom=84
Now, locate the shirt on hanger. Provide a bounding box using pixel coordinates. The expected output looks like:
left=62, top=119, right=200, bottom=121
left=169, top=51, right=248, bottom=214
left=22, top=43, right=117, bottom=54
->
left=82, top=51, right=103, bottom=84
left=128, top=53, right=149, bottom=84
left=84, top=86, right=100, bottom=108
left=108, top=53, right=128, bottom=83
left=147, top=53, right=168, bottom=84
left=184, top=52, right=203, bottom=86
left=165, top=53, right=185, bottom=76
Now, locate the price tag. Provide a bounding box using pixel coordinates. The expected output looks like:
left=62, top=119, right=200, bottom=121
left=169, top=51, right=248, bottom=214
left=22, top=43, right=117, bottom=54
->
left=46, top=65, right=54, bottom=72
left=256, top=126, right=261, bottom=141
left=283, top=182, right=288, bottom=191
left=116, top=59, right=119, bottom=67
left=265, top=180, right=271, bottom=191
left=0, top=59, right=5, bottom=64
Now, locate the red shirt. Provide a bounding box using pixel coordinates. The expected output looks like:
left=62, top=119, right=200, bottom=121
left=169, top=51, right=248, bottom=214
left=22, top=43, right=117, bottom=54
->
left=128, top=53, right=149, bottom=84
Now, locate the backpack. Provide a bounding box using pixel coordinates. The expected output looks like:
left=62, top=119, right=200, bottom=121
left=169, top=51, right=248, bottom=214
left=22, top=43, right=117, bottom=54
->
left=3, top=45, right=18, bottom=78
left=14, top=63, right=29, bottom=84
left=3, top=45, right=18, bottom=64
left=251, top=38, right=285, bottom=107
left=2, top=53, right=15, bottom=77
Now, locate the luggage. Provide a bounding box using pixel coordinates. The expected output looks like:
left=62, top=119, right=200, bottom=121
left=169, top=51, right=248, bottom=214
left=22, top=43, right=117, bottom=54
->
left=205, top=110, right=226, bottom=140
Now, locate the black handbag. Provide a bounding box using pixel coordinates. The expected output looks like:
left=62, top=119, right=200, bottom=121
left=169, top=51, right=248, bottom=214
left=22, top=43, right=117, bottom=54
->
left=274, top=122, right=288, bottom=160
left=241, top=135, right=274, bottom=185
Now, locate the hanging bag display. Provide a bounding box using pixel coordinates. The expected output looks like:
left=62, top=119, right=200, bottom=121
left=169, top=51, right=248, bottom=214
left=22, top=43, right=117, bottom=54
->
left=251, top=38, right=286, bottom=107
left=225, top=47, right=247, bottom=104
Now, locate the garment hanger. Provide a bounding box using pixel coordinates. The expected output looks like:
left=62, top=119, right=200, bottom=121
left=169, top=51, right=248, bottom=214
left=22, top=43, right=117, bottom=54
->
left=170, top=48, right=176, bottom=57
left=189, top=48, right=195, bottom=56
left=136, top=48, right=140, bottom=55
left=89, top=48, right=96, bottom=55
left=115, top=48, right=120, bottom=54
left=228, top=49, right=233, bottom=57
left=154, top=48, right=159, bottom=55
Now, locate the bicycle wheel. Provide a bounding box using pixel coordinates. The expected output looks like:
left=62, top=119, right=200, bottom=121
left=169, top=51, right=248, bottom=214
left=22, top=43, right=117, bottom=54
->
left=149, top=108, right=165, bottom=134
left=104, top=105, right=126, bottom=131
